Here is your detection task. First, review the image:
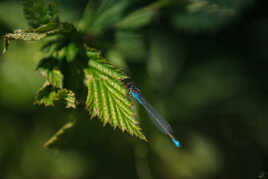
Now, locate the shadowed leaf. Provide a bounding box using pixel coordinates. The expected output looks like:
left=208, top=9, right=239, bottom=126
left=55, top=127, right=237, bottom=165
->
left=37, top=57, right=63, bottom=88
left=22, top=0, right=59, bottom=28
left=116, top=0, right=174, bottom=29
left=173, top=0, right=252, bottom=31
left=35, top=84, right=76, bottom=108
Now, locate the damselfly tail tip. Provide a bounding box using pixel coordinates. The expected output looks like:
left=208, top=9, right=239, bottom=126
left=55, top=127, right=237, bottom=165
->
left=172, top=138, right=181, bottom=148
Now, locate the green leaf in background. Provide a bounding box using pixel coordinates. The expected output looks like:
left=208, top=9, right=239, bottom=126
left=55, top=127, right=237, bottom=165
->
left=35, top=84, right=76, bottom=108
left=78, top=0, right=129, bottom=35
left=84, top=49, right=146, bottom=141
left=22, top=0, right=59, bottom=28
left=113, top=31, right=147, bottom=61
left=34, top=22, right=60, bottom=33
left=173, top=0, right=252, bottom=31
left=115, top=0, right=176, bottom=29
left=116, top=9, right=154, bottom=30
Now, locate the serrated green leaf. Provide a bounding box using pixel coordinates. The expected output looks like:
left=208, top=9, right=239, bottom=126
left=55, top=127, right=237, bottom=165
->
left=86, top=49, right=127, bottom=80
left=35, top=84, right=76, bottom=108
left=44, top=119, right=77, bottom=149
left=37, top=57, right=63, bottom=88
left=84, top=56, right=146, bottom=141
left=88, top=59, right=127, bottom=81
left=22, top=0, right=59, bottom=28
left=46, top=69, right=63, bottom=88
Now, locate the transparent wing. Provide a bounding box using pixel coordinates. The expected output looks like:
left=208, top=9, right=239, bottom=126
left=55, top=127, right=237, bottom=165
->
left=129, top=89, right=181, bottom=147
left=139, top=96, right=174, bottom=137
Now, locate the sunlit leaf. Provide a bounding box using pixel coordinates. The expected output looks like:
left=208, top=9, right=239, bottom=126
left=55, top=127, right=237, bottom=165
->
left=84, top=49, right=146, bottom=140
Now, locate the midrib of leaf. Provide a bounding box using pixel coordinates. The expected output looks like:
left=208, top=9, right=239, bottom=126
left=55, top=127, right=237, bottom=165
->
left=106, top=90, right=118, bottom=127
left=116, top=105, right=129, bottom=131
left=99, top=80, right=110, bottom=125
left=96, top=79, right=107, bottom=124
left=91, top=74, right=99, bottom=117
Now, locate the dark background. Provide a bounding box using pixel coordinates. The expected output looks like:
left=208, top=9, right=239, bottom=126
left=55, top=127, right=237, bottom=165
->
left=0, top=0, right=268, bottom=178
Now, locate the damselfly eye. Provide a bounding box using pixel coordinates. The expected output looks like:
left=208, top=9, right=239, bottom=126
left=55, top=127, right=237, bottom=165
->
left=125, top=82, right=134, bottom=89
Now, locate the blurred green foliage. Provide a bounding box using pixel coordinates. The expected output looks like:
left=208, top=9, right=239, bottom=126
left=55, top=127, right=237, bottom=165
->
left=0, top=0, right=268, bottom=179
left=2, top=0, right=147, bottom=143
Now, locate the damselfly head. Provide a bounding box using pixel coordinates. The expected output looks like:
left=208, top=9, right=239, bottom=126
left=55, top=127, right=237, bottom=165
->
left=125, top=82, right=141, bottom=96
left=125, top=82, right=135, bottom=90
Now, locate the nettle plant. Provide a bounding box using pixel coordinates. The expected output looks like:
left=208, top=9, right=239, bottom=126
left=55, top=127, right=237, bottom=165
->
left=2, top=0, right=154, bottom=148
left=1, top=0, right=250, bottom=148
